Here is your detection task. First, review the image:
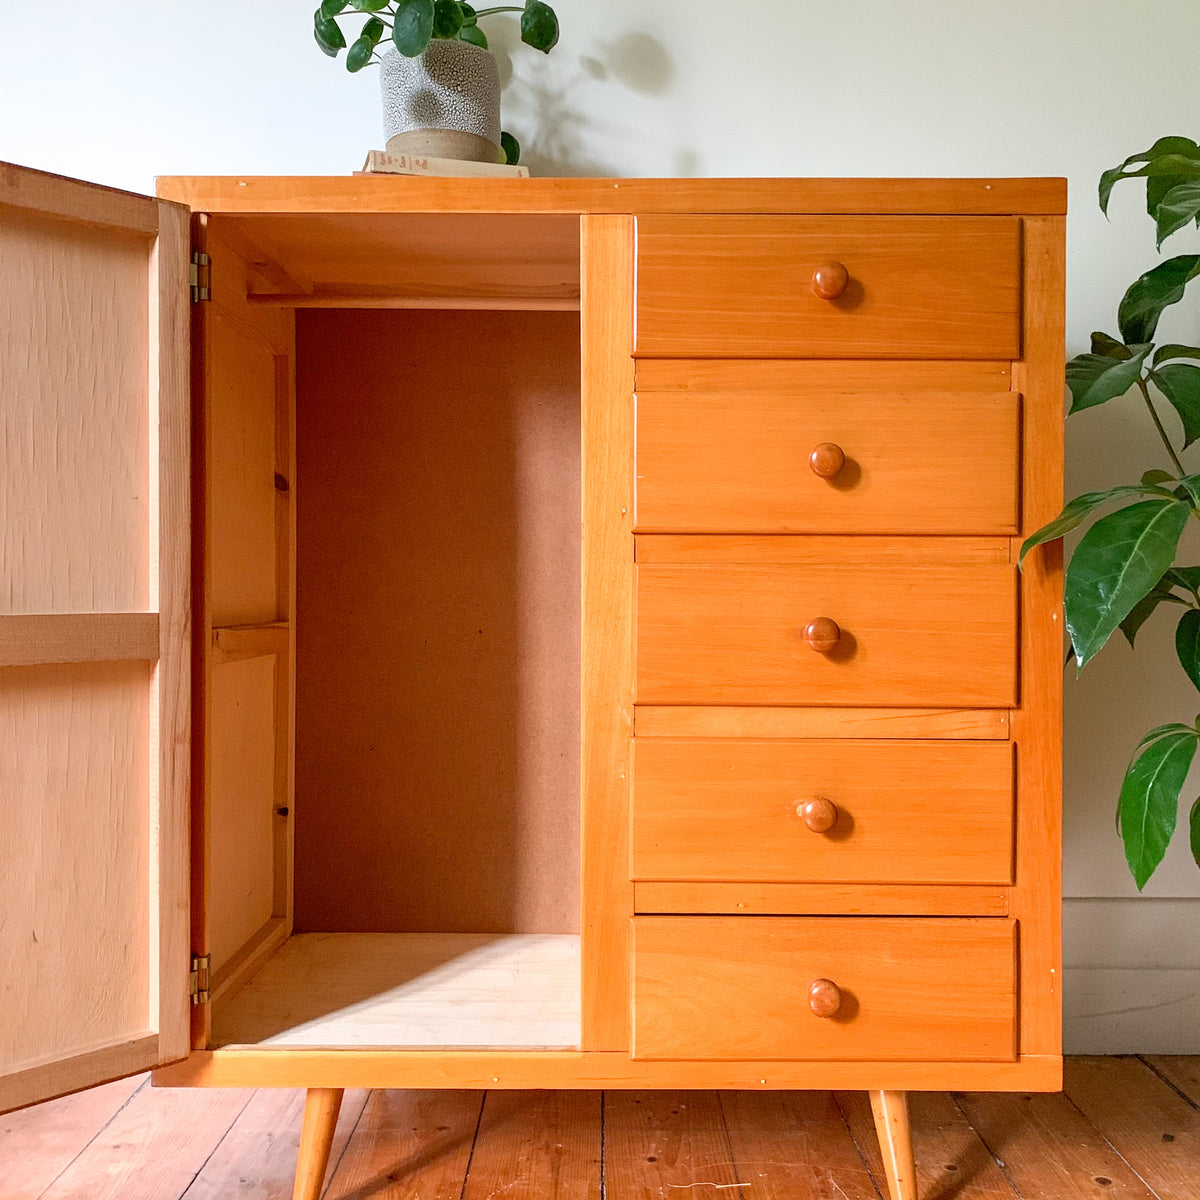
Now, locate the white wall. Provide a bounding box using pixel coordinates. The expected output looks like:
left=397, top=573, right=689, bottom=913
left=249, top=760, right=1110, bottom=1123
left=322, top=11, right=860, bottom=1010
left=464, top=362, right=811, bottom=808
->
left=4, top=0, right=1200, bottom=1050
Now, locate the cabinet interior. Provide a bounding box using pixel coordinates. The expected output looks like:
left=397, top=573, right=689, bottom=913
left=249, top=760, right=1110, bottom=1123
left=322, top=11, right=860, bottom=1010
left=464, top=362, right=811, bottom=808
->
left=200, top=212, right=583, bottom=1050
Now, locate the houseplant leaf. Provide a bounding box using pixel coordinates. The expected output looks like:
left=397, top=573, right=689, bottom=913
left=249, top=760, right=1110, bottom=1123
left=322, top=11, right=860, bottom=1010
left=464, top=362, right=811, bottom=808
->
left=320, top=0, right=351, bottom=16
left=393, top=0, right=435, bottom=55
left=1067, top=344, right=1152, bottom=412
left=1065, top=498, right=1191, bottom=666
left=1178, top=608, right=1200, bottom=692
left=458, top=22, right=488, bottom=47
left=1090, top=331, right=1132, bottom=359
left=433, top=0, right=465, bottom=38
left=1151, top=363, right=1200, bottom=447
left=1118, top=255, right=1200, bottom=345
left=1155, top=181, right=1200, bottom=249
left=1165, top=566, right=1200, bottom=595
left=1118, top=727, right=1197, bottom=890
left=521, top=0, right=559, bottom=51
left=1120, top=584, right=1186, bottom=647
left=500, top=130, right=520, bottom=165
left=1191, top=796, right=1200, bottom=868
left=1019, top=483, right=1176, bottom=565
left=314, top=9, right=347, bottom=55
left=1154, top=344, right=1200, bottom=366
left=350, top=0, right=391, bottom=9
left=347, top=30, right=376, bottom=70
left=1099, top=138, right=1200, bottom=215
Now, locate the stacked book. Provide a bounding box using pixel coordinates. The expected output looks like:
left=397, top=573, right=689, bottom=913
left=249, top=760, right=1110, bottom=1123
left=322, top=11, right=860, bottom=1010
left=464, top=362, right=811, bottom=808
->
left=359, top=150, right=530, bottom=178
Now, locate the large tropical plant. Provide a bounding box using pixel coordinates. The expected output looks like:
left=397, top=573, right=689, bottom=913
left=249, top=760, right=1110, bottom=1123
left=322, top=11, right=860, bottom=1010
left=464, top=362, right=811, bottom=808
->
left=1022, top=136, right=1200, bottom=889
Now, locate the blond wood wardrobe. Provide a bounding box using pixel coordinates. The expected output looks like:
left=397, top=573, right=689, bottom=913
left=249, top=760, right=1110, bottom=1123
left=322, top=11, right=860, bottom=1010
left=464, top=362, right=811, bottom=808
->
left=0, top=162, right=1065, bottom=1200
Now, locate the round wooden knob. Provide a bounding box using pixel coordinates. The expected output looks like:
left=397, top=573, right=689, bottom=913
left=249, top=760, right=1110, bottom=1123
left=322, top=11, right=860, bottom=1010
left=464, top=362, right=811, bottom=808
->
left=803, top=617, right=841, bottom=654
left=812, top=261, right=850, bottom=300
left=809, top=442, right=846, bottom=479
left=808, top=978, right=843, bottom=1018
left=797, top=797, right=838, bottom=833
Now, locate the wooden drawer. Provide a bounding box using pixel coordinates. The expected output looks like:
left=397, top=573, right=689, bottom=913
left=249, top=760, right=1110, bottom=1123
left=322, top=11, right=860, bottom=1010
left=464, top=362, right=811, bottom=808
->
left=635, top=538, right=1017, bottom=706
left=632, top=916, right=1017, bottom=1061
left=631, top=739, right=1014, bottom=885
left=635, top=216, right=1022, bottom=358
left=634, top=390, right=1020, bottom=534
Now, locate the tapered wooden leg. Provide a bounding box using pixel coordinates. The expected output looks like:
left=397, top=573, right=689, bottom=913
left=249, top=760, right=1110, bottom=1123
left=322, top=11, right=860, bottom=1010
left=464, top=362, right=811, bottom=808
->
left=870, top=1090, right=917, bottom=1200
left=292, top=1088, right=344, bottom=1200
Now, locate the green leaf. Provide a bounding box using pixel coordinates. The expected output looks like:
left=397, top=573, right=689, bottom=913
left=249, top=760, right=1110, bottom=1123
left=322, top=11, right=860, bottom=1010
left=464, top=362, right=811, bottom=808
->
left=363, top=14, right=385, bottom=43
left=393, top=0, right=435, bottom=55
left=460, top=1, right=476, bottom=15
left=1154, top=344, right=1200, bottom=367
left=320, top=0, right=350, bottom=16
left=1166, top=566, right=1200, bottom=594
left=1136, top=722, right=1200, bottom=750
left=1152, top=363, right=1200, bottom=449
left=1121, top=588, right=1175, bottom=647
left=314, top=9, right=347, bottom=55
left=500, top=130, right=520, bottom=165
left=1190, top=797, right=1200, bottom=869
left=1155, top=181, right=1200, bottom=249
left=1099, top=138, right=1200, bottom=215
left=1067, top=344, right=1152, bottom=412
left=1178, top=609, right=1200, bottom=692
left=458, top=21, right=488, bottom=46
left=1091, top=331, right=1132, bottom=360
left=1018, top=484, right=1175, bottom=565
left=1143, top=469, right=1176, bottom=486
left=1118, top=728, right=1197, bottom=890
left=350, top=0, right=390, bottom=9
left=347, top=31, right=375, bottom=69
left=1066, top=499, right=1192, bottom=667
left=433, top=0, right=465, bottom=38
left=1118, top=256, right=1200, bottom=345
left=521, top=0, right=559, bottom=51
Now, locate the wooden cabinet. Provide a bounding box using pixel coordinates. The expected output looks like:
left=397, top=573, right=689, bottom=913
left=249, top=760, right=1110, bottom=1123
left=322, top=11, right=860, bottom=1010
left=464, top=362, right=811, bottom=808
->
left=0, top=165, right=1065, bottom=1200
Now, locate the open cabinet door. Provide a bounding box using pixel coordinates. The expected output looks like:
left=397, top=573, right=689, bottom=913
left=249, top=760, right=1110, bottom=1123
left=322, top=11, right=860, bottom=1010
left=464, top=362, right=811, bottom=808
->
left=0, top=164, right=191, bottom=1112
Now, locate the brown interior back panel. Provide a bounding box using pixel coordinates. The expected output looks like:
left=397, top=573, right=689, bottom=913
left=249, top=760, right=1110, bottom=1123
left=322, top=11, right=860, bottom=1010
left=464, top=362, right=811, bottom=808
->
left=294, top=308, right=581, bottom=933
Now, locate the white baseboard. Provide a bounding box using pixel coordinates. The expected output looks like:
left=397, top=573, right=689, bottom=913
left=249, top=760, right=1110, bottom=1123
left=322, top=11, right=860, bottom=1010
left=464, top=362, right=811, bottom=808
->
left=1063, top=897, right=1200, bottom=1052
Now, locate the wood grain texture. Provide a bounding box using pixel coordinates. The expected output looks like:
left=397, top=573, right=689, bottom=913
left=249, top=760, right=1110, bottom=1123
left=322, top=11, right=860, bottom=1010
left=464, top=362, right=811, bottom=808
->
left=212, top=211, right=580, bottom=307
left=579, top=215, right=636, bottom=1050
left=635, top=390, right=1020, bottom=533
left=635, top=216, right=1021, bottom=358
left=634, top=881, right=1010, bottom=916
left=323, top=1089, right=483, bottom=1200
left=0, top=1036, right=158, bottom=1118
left=955, top=1090, right=1158, bottom=1199
left=631, top=739, right=1015, bottom=884
left=635, top=357, right=1011, bottom=393
left=464, top=1091, right=602, bottom=1200
left=1142, top=1055, right=1200, bottom=1102
left=156, top=1049, right=1062, bottom=1092
left=3, top=161, right=159, bottom=233
left=209, top=621, right=288, bottom=665
left=1064, top=1057, right=1200, bottom=1200
left=293, top=308, right=580, bottom=935
left=870, top=1091, right=917, bottom=1200
left=636, top=533, right=1010, bottom=564
left=292, top=1088, right=343, bottom=1200
left=632, top=917, right=1017, bottom=1062
left=636, top=554, right=1017, bottom=706
left=635, top=705, right=1009, bottom=740
left=210, top=933, right=581, bottom=1049
left=720, top=1090, right=879, bottom=1200
left=0, top=613, right=159, bottom=666
left=155, top=175, right=1068, bottom=216
left=1009, top=215, right=1066, bottom=1058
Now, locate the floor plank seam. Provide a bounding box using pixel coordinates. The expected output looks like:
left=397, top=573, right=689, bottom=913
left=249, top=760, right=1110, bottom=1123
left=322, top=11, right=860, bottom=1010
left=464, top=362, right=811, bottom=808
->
left=599, top=1091, right=607, bottom=1200
left=177, top=1088, right=260, bottom=1200
left=32, top=1075, right=153, bottom=1200
left=1138, top=1056, right=1200, bottom=1111
left=456, top=1091, right=487, bottom=1200
left=946, top=1092, right=1027, bottom=1200
left=712, top=1092, right=748, bottom=1200
left=1059, top=1083, right=1167, bottom=1200
left=831, top=1093, right=888, bottom=1200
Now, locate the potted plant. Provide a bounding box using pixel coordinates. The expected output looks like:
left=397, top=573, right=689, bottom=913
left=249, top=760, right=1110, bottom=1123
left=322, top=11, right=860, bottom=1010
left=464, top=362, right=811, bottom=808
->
left=314, top=0, right=560, bottom=165
left=1022, top=136, right=1200, bottom=889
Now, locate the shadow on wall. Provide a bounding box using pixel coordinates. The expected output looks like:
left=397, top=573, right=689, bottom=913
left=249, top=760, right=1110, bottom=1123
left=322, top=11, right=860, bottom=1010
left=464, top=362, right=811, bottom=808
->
left=490, top=28, right=697, bottom=177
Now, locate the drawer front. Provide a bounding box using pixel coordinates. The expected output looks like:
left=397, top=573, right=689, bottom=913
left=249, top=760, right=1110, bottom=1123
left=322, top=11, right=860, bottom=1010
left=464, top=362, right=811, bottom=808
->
left=635, top=553, right=1018, bottom=706
left=632, top=916, right=1017, bottom=1061
left=635, top=216, right=1022, bottom=359
left=631, top=739, right=1014, bottom=885
left=634, top=390, right=1020, bottom=534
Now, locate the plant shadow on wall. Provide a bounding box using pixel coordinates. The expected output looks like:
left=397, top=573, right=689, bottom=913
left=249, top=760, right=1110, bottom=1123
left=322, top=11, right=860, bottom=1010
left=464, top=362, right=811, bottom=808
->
left=1023, top=136, right=1200, bottom=890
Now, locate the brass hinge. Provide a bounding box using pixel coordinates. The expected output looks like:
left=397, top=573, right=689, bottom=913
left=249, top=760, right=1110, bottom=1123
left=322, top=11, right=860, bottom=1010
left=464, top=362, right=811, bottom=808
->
left=189, top=953, right=212, bottom=1004
left=189, top=251, right=211, bottom=302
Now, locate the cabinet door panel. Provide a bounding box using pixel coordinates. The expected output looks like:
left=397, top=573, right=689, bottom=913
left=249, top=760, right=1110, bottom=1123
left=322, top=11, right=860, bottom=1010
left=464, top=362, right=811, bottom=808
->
left=0, top=163, right=190, bottom=1113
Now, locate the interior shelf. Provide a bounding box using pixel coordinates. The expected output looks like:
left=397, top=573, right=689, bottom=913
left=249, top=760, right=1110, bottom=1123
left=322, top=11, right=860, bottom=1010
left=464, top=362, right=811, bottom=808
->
left=211, top=932, right=582, bottom=1050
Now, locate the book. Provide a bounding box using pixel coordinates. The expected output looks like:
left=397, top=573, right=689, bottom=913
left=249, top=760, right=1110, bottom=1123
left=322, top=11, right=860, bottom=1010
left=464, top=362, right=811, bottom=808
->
left=359, top=150, right=530, bottom=179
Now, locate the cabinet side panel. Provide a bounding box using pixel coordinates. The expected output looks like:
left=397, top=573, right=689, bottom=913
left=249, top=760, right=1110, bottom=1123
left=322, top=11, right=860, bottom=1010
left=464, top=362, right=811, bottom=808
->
left=580, top=215, right=635, bottom=1050
left=1010, top=216, right=1066, bottom=1058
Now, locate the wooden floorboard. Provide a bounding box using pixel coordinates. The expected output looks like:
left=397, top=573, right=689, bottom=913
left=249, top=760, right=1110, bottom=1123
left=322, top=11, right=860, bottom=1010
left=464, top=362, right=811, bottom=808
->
left=4, top=1061, right=1200, bottom=1199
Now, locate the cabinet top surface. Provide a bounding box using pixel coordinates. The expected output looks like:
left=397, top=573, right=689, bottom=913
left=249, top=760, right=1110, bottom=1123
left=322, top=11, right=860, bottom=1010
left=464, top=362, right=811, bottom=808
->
left=153, top=175, right=1066, bottom=216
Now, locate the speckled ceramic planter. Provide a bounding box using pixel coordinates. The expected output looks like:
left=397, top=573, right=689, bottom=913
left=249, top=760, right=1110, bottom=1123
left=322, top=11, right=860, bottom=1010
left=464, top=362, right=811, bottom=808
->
left=380, top=41, right=501, bottom=163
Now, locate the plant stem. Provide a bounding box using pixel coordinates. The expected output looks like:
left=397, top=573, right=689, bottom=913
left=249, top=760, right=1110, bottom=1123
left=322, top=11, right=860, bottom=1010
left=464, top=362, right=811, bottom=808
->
left=473, top=6, right=524, bottom=15
left=1138, top=376, right=1187, bottom=476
